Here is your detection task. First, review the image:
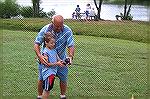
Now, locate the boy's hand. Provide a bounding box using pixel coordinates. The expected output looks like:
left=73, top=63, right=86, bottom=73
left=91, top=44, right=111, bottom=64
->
left=61, top=57, right=72, bottom=66
left=66, top=57, right=72, bottom=65
left=56, top=60, right=65, bottom=67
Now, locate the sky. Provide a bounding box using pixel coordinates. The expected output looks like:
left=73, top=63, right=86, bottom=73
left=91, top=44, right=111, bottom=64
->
left=16, top=0, right=32, bottom=6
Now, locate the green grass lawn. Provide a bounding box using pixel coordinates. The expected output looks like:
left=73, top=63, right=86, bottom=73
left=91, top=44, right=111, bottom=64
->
left=1, top=29, right=149, bottom=99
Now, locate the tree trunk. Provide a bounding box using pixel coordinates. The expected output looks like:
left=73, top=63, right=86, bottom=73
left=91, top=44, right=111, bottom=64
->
left=98, top=0, right=103, bottom=19
left=123, top=0, right=133, bottom=20
left=32, top=0, right=36, bottom=17
left=123, top=0, right=127, bottom=19
left=94, top=0, right=98, bottom=9
left=32, top=0, right=40, bottom=17
left=94, top=0, right=103, bottom=20
left=37, top=0, right=40, bottom=17
left=126, top=0, right=133, bottom=17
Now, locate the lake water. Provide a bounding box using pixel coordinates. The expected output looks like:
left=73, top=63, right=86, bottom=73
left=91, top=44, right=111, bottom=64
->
left=17, top=0, right=150, bottom=21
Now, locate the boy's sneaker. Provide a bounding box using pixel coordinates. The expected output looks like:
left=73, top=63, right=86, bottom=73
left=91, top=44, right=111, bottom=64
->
left=37, top=96, right=42, bottom=99
left=60, top=95, right=66, bottom=99
left=60, top=97, right=66, bottom=99
left=37, top=98, right=42, bottom=99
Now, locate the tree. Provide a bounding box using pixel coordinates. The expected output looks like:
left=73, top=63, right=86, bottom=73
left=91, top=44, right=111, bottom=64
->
left=93, top=0, right=103, bottom=20
left=39, top=8, right=47, bottom=18
left=20, top=6, right=33, bottom=18
left=32, top=0, right=40, bottom=17
left=0, top=0, right=20, bottom=18
left=0, top=1, right=5, bottom=18
left=120, top=0, right=135, bottom=20
left=111, top=0, right=133, bottom=20
left=109, top=0, right=150, bottom=20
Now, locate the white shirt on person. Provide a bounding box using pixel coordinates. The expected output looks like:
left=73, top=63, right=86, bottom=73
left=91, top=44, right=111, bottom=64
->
left=90, top=9, right=96, bottom=16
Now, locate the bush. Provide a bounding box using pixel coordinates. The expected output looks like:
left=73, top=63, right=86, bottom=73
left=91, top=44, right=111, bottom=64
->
left=20, top=6, right=33, bottom=18
left=0, top=0, right=20, bottom=18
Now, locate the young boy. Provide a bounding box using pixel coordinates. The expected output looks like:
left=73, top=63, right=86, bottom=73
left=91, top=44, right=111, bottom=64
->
left=42, top=32, right=65, bottom=99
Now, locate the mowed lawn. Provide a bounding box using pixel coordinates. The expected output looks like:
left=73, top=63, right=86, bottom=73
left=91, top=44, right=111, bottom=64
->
left=1, top=29, right=149, bottom=99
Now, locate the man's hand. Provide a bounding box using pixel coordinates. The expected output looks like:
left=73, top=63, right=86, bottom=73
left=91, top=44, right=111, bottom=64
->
left=39, top=55, right=49, bottom=66
left=34, top=43, right=49, bottom=65
left=68, top=46, right=74, bottom=63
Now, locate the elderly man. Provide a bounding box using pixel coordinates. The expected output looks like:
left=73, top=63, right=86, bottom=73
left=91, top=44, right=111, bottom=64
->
left=34, top=15, right=75, bottom=99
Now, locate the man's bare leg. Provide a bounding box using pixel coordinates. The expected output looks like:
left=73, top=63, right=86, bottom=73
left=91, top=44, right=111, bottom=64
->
left=60, top=81, right=67, bottom=99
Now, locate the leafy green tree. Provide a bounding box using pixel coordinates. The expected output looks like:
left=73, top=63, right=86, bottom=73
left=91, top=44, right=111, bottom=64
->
left=19, top=4, right=47, bottom=18
left=1, top=0, right=20, bottom=18
left=0, top=1, right=5, bottom=18
left=20, top=6, right=33, bottom=18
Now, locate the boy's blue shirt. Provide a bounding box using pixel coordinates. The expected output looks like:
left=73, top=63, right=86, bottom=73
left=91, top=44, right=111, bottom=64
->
left=42, top=48, right=58, bottom=80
